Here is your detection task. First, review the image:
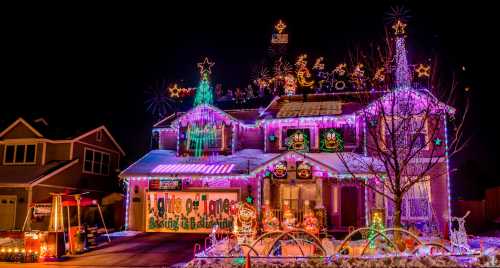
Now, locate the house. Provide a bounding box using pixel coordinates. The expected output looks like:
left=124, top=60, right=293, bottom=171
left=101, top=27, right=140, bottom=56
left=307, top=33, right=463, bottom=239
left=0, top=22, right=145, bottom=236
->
left=0, top=117, right=125, bottom=230
left=120, top=89, right=452, bottom=236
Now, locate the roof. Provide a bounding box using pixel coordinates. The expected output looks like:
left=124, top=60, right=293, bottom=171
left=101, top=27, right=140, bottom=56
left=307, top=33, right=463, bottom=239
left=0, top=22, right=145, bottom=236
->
left=225, top=109, right=260, bottom=124
left=0, top=159, right=78, bottom=186
left=119, top=149, right=279, bottom=177
left=120, top=149, right=383, bottom=178
left=259, top=93, right=371, bottom=119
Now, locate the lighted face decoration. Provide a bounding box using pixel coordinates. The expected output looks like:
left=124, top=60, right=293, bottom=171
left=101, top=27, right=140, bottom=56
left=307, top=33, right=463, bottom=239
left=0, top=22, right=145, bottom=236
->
left=287, top=130, right=309, bottom=151
left=296, top=162, right=312, bottom=179
left=272, top=161, right=287, bottom=178
left=320, top=129, right=344, bottom=152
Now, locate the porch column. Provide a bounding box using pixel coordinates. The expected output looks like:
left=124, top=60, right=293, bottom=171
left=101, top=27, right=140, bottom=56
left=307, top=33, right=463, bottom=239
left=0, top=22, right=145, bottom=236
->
left=263, top=177, right=271, bottom=205
left=315, top=177, right=324, bottom=209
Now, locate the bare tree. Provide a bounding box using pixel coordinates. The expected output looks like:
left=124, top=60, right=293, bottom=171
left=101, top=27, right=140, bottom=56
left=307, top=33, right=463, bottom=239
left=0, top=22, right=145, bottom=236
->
left=337, top=21, right=470, bottom=238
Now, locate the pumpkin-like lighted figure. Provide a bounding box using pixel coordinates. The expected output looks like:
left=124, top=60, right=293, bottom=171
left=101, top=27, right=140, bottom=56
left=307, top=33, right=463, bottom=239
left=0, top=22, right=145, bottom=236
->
left=296, top=162, right=312, bottom=179
left=233, top=201, right=257, bottom=244
left=273, top=162, right=287, bottom=178
left=281, top=202, right=297, bottom=231
left=262, top=201, right=280, bottom=232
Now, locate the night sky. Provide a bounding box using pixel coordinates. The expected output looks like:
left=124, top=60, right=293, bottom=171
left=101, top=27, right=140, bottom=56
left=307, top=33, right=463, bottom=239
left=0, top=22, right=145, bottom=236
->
left=2, top=2, right=497, bottom=199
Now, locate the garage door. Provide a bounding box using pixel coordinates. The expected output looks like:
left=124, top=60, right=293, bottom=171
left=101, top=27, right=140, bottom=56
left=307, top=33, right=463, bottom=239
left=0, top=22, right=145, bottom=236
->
left=0, top=196, right=17, bottom=230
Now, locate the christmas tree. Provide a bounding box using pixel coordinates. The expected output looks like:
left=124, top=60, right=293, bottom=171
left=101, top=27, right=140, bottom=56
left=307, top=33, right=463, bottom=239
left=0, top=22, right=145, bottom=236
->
left=193, top=57, right=215, bottom=106
left=368, top=209, right=385, bottom=248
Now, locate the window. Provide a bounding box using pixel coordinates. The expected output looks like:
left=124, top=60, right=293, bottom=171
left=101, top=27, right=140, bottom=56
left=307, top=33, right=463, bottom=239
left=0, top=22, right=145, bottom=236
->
left=3, top=144, right=37, bottom=164
left=187, top=125, right=224, bottom=151
left=386, top=179, right=431, bottom=222
left=83, top=148, right=111, bottom=175
left=96, top=129, right=102, bottom=142
left=382, top=117, right=428, bottom=150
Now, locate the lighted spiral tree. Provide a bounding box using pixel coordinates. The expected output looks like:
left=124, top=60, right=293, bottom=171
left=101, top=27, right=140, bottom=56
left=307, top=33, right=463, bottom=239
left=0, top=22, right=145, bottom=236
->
left=190, top=57, right=217, bottom=157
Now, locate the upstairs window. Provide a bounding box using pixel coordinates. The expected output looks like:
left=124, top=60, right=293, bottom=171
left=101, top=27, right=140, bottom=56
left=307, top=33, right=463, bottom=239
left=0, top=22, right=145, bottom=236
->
left=3, top=144, right=36, bottom=164
left=83, top=148, right=110, bottom=175
left=382, top=117, right=428, bottom=151
left=96, top=129, right=103, bottom=142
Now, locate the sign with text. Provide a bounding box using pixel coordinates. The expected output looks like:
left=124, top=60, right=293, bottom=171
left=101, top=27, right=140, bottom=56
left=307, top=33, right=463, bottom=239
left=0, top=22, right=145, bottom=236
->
left=149, top=179, right=182, bottom=191
left=146, top=191, right=238, bottom=233
left=33, top=203, right=51, bottom=217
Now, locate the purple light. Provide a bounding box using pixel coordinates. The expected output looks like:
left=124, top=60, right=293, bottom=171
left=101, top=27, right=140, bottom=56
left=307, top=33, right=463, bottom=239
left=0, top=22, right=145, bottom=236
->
left=151, top=163, right=235, bottom=175
left=395, top=37, right=411, bottom=89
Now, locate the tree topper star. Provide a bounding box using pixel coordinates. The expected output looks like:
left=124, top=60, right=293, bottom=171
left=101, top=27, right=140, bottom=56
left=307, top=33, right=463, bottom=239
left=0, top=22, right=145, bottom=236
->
left=197, top=57, right=215, bottom=76
left=275, top=20, right=287, bottom=34
left=392, top=20, right=407, bottom=35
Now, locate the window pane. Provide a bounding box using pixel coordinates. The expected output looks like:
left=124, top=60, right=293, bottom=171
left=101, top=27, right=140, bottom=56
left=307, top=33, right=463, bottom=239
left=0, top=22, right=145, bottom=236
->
left=4, top=145, right=15, bottom=163
left=84, top=150, right=93, bottom=162
left=102, top=154, right=110, bottom=175
left=15, top=145, right=25, bottom=163
left=84, top=160, right=92, bottom=172
left=94, top=151, right=102, bottom=162
left=26, top=144, right=36, bottom=162
left=409, top=198, right=429, bottom=217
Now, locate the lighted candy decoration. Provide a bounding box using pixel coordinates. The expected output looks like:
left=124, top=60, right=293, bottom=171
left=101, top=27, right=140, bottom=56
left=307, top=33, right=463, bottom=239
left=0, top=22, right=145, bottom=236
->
left=287, top=130, right=308, bottom=151
left=272, top=161, right=287, bottom=178
left=296, top=162, right=311, bottom=179
left=281, top=201, right=297, bottom=232
left=233, top=201, right=257, bottom=245
left=262, top=201, right=280, bottom=232
left=320, top=129, right=344, bottom=152
left=302, top=201, right=319, bottom=235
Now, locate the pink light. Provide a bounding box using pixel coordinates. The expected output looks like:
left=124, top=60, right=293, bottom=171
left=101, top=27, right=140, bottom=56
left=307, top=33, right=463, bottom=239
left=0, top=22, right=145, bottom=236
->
left=151, top=164, right=235, bottom=174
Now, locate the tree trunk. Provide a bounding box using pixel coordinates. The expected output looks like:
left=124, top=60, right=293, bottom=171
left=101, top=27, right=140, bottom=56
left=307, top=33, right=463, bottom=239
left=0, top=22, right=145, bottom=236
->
left=393, top=195, right=405, bottom=251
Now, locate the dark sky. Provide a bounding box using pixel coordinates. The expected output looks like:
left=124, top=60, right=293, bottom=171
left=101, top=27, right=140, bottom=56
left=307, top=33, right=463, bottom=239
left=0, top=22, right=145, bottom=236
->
left=2, top=2, right=497, bottom=198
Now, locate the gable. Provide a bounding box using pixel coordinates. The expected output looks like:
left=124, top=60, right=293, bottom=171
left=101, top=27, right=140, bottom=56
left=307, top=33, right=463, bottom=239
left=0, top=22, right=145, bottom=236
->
left=0, top=118, right=43, bottom=139
left=74, top=127, right=125, bottom=156
left=171, top=104, right=240, bottom=127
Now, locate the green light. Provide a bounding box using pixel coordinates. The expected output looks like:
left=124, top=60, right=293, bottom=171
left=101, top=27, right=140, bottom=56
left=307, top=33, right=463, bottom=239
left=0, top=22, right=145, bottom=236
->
left=193, top=74, right=213, bottom=106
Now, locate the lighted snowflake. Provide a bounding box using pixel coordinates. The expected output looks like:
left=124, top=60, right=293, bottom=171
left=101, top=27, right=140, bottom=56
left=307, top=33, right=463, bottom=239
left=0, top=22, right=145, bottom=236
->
left=415, top=64, right=431, bottom=78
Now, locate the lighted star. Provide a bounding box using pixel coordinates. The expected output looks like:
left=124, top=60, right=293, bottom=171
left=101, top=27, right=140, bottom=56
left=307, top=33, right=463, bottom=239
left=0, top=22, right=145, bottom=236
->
left=168, top=84, right=180, bottom=98
left=275, top=20, right=287, bottom=34
left=246, top=196, right=254, bottom=204
left=197, top=57, right=215, bottom=76
left=416, top=64, right=431, bottom=78
left=433, top=138, right=442, bottom=146
left=392, top=20, right=407, bottom=35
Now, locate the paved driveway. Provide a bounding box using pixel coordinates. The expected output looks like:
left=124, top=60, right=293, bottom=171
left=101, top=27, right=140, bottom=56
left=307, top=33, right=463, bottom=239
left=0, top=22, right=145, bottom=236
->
left=0, top=233, right=205, bottom=268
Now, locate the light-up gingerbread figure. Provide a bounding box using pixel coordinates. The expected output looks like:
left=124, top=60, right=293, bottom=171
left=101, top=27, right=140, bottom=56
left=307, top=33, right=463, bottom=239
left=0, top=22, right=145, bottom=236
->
left=233, top=201, right=257, bottom=244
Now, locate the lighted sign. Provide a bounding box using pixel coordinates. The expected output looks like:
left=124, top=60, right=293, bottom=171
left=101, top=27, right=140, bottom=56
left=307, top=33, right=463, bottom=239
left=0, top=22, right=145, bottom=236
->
left=148, top=179, right=182, bottom=191
left=33, top=203, right=51, bottom=217
left=146, top=191, right=238, bottom=233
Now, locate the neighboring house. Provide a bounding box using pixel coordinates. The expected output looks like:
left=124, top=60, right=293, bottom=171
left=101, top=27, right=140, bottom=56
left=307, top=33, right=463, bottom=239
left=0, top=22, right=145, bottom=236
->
left=0, top=117, right=125, bottom=230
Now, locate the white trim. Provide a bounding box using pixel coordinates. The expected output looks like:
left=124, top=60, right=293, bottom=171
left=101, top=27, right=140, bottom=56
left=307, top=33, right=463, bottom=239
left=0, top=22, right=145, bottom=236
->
left=76, top=141, right=120, bottom=155
left=41, top=142, right=46, bottom=165
left=2, top=143, right=37, bottom=165
left=96, top=129, right=103, bottom=142
left=0, top=118, right=43, bottom=138
left=69, top=142, right=74, bottom=160
left=153, top=113, right=178, bottom=128
left=30, top=158, right=80, bottom=186
left=36, top=183, right=106, bottom=193
left=73, top=126, right=125, bottom=156
left=0, top=183, right=30, bottom=188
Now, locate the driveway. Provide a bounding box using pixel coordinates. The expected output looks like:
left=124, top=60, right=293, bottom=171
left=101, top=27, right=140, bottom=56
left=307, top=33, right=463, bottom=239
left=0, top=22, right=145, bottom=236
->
left=0, top=232, right=205, bottom=268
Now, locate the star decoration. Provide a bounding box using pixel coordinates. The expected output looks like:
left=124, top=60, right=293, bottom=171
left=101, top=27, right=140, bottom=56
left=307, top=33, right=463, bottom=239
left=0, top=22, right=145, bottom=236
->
left=168, top=84, right=180, bottom=98
left=275, top=20, right=287, bottom=34
left=433, top=138, right=442, bottom=146
left=197, top=57, right=215, bottom=76
left=246, top=196, right=254, bottom=204
left=416, top=64, right=431, bottom=78
left=392, top=20, right=407, bottom=35
left=334, top=63, right=347, bottom=76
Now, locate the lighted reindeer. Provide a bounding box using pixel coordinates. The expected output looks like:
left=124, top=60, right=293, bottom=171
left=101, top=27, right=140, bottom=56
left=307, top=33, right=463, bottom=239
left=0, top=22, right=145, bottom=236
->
left=449, top=211, right=471, bottom=253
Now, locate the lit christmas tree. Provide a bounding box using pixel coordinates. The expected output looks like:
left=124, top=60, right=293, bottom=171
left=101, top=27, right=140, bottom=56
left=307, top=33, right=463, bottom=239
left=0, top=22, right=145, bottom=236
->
left=393, top=20, right=411, bottom=90
left=368, top=209, right=385, bottom=248
left=193, top=57, right=215, bottom=106
left=190, top=57, right=217, bottom=157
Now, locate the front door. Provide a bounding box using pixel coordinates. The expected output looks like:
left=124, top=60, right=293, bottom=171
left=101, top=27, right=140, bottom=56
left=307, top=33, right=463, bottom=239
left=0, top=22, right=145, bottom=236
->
left=0, top=196, right=16, bottom=230
left=340, top=186, right=358, bottom=227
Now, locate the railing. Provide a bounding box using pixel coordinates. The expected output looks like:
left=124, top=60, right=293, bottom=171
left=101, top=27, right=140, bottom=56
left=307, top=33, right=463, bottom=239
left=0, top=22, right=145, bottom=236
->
left=270, top=209, right=305, bottom=225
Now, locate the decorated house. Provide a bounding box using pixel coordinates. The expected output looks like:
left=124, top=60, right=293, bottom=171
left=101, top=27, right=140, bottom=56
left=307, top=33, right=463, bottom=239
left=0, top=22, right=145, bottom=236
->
left=120, top=20, right=453, bottom=237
